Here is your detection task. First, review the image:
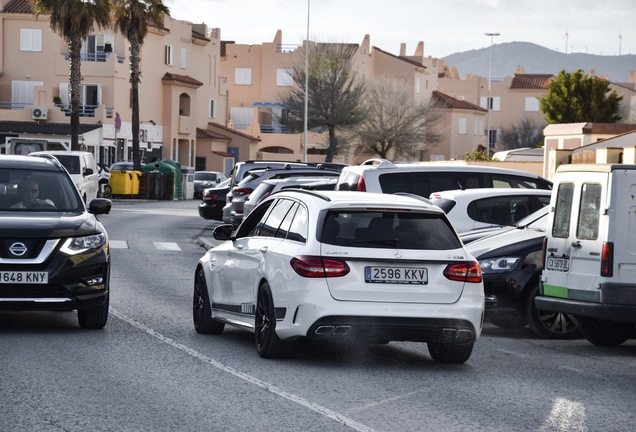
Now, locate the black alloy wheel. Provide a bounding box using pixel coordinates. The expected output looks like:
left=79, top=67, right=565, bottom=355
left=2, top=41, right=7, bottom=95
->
left=255, top=282, right=289, bottom=359
left=193, top=267, right=224, bottom=334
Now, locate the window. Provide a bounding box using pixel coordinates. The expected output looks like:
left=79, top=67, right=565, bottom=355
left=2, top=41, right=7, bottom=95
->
left=180, top=48, right=187, bottom=69
left=209, top=100, right=216, bottom=118
left=12, top=81, right=43, bottom=107
left=458, top=118, right=467, bottom=135
left=257, top=199, right=295, bottom=237
left=276, top=69, right=293, bottom=86
left=321, top=211, right=461, bottom=250
left=480, top=96, right=500, bottom=111
left=577, top=183, right=601, bottom=240
left=165, top=45, right=173, bottom=65
left=235, top=68, right=252, bottom=85
left=287, top=204, right=308, bottom=242
left=525, top=97, right=540, bottom=112
left=84, top=34, right=114, bottom=61
left=20, top=29, right=42, bottom=52
left=552, top=183, right=574, bottom=238
left=230, top=107, right=254, bottom=130
left=415, top=78, right=421, bottom=94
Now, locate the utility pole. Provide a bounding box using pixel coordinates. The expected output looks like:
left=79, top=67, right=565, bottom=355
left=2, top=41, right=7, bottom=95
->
left=485, top=32, right=500, bottom=157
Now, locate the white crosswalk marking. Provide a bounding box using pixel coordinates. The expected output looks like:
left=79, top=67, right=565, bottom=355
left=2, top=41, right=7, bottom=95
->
left=109, top=240, right=182, bottom=251
left=153, top=242, right=182, bottom=251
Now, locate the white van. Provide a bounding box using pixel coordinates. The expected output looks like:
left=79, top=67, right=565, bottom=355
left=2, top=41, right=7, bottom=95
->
left=30, top=151, right=99, bottom=203
left=536, top=163, right=636, bottom=346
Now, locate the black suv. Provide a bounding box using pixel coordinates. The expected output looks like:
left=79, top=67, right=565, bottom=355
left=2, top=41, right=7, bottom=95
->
left=0, top=155, right=112, bottom=329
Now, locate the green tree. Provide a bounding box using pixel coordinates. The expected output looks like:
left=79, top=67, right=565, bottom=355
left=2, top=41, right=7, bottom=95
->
left=540, top=69, right=623, bottom=124
left=498, top=118, right=544, bottom=150
left=34, top=0, right=112, bottom=151
left=278, top=43, right=366, bottom=162
left=112, top=0, right=169, bottom=170
left=353, top=77, right=443, bottom=160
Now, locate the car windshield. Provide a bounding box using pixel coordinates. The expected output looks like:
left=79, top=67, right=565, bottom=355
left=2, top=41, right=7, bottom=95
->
left=0, top=168, right=83, bottom=212
left=321, top=210, right=462, bottom=250
left=195, top=172, right=219, bottom=181
left=52, top=155, right=81, bottom=174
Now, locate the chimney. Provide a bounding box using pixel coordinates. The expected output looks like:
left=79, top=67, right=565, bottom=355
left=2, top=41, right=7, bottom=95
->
left=400, top=43, right=406, bottom=57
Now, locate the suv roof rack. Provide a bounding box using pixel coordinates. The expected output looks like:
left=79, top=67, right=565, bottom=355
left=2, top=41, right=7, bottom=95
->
left=360, top=159, right=396, bottom=169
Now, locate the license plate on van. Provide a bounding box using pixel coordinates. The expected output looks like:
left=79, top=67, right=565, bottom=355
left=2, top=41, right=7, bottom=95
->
left=365, top=266, right=428, bottom=284
left=546, top=257, right=569, bottom=272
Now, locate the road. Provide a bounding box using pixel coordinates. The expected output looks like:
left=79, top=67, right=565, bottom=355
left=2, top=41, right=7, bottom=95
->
left=1, top=199, right=635, bottom=432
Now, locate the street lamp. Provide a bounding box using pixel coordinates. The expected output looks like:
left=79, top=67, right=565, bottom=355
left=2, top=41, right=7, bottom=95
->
left=303, top=0, right=310, bottom=162
left=485, top=32, right=500, bottom=158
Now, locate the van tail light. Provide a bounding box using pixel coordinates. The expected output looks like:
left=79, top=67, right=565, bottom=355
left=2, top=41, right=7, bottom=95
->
left=601, top=242, right=613, bottom=277
left=233, top=187, right=253, bottom=197
left=444, top=261, right=482, bottom=283
left=541, top=237, right=547, bottom=269
left=356, top=177, right=366, bottom=192
left=290, top=256, right=350, bottom=278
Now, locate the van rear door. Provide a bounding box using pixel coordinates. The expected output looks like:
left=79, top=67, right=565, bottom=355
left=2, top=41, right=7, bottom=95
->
left=544, top=172, right=609, bottom=300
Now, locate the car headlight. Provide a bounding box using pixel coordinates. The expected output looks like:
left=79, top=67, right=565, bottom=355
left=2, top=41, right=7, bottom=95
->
left=479, top=256, right=521, bottom=274
left=61, top=233, right=107, bottom=255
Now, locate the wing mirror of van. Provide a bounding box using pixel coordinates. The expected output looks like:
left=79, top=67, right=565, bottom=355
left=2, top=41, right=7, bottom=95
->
left=84, top=167, right=94, bottom=176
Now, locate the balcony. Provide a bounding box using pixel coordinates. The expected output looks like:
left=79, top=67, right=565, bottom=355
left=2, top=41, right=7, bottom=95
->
left=260, top=123, right=289, bottom=134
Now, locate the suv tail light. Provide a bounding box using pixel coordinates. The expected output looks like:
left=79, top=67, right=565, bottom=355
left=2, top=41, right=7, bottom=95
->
left=444, top=261, right=482, bottom=283
left=290, top=256, right=350, bottom=278
left=356, top=177, right=366, bottom=192
left=233, top=187, right=253, bottom=197
left=601, top=242, right=613, bottom=277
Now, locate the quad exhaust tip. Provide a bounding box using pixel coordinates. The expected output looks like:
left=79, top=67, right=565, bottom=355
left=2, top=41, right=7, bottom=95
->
left=315, top=325, right=352, bottom=335
left=443, top=328, right=473, bottom=339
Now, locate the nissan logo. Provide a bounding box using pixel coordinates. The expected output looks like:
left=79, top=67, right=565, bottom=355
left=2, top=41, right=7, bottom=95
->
left=9, top=242, right=28, bottom=257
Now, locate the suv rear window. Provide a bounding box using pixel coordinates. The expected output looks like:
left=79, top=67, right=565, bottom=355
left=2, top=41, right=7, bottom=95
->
left=378, top=172, right=487, bottom=197
left=321, top=210, right=461, bottom=250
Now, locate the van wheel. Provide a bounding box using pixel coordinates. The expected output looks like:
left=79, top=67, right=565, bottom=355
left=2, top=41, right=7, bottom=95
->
left=526, top=284, right=580, bottom=339
left=578, top=317, right=633, bottom=347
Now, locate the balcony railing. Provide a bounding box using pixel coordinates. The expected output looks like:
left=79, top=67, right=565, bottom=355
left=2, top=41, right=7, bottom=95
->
left=0, top=102, right=31, bottom=109
left=62, top=52, right=125, bottom=63
left=260, top=123, right=289, bottom=134
left=56, top=104, right=99, bottom=117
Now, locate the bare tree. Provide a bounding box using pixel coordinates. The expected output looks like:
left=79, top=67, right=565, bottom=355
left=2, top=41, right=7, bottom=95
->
left=497, top=118, right=544, bottom=151
left=353, top=77, right=444, bottom=160
left=278, top=43, right=366, bottom=162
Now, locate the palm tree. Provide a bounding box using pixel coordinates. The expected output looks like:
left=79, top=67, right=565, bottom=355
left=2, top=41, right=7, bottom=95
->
left=33, top=0, right=111, bottom=151
left=112, top=0, right=169, bottom=171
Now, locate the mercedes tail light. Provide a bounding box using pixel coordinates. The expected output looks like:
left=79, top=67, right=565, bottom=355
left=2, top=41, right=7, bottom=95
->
left=444, top=261, right=482, bottom=283
left=290, top=256, right=350, bottom=278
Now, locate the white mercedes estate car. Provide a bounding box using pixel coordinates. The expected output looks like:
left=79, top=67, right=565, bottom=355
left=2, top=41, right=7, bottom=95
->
left=193, top=190, right=484, bottom=363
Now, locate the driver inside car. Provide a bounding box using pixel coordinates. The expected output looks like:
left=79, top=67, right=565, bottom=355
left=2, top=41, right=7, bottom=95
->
left=11, top=179, right=55, bottom=209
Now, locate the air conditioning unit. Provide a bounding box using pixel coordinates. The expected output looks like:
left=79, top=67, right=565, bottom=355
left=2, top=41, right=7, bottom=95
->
left=32, top=107, right=48, bottom=120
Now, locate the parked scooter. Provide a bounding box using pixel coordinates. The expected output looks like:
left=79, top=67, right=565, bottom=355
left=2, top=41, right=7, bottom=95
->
left=97, top=163, right=112, bottom=198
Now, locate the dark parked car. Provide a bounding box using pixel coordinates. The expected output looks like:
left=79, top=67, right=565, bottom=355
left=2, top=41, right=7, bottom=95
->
left=0, top=155, right=112, bottom=329
left=198, top=177, right=231, bottom=221
left=465, top=207, right=579, bottom=339
left=193, top=171, right=228, bottom=199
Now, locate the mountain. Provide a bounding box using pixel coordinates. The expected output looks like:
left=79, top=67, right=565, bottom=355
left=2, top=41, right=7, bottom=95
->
left=442, top=42, right=636, bottom=83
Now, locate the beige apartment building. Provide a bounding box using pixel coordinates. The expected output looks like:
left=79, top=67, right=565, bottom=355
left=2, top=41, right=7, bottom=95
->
left=0, top=0, right=246, bottom=175
left=3, top=0, right=634, bottom=175
left=221, top=31, right=492, bottom=164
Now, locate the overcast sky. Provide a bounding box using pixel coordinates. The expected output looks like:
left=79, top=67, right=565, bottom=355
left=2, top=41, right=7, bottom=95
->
left=169, top=0, right=634, bottom=58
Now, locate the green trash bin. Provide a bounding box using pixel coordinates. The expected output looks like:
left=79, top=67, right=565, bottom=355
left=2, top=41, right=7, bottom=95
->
left=142, top=160, right=180, bottom=200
